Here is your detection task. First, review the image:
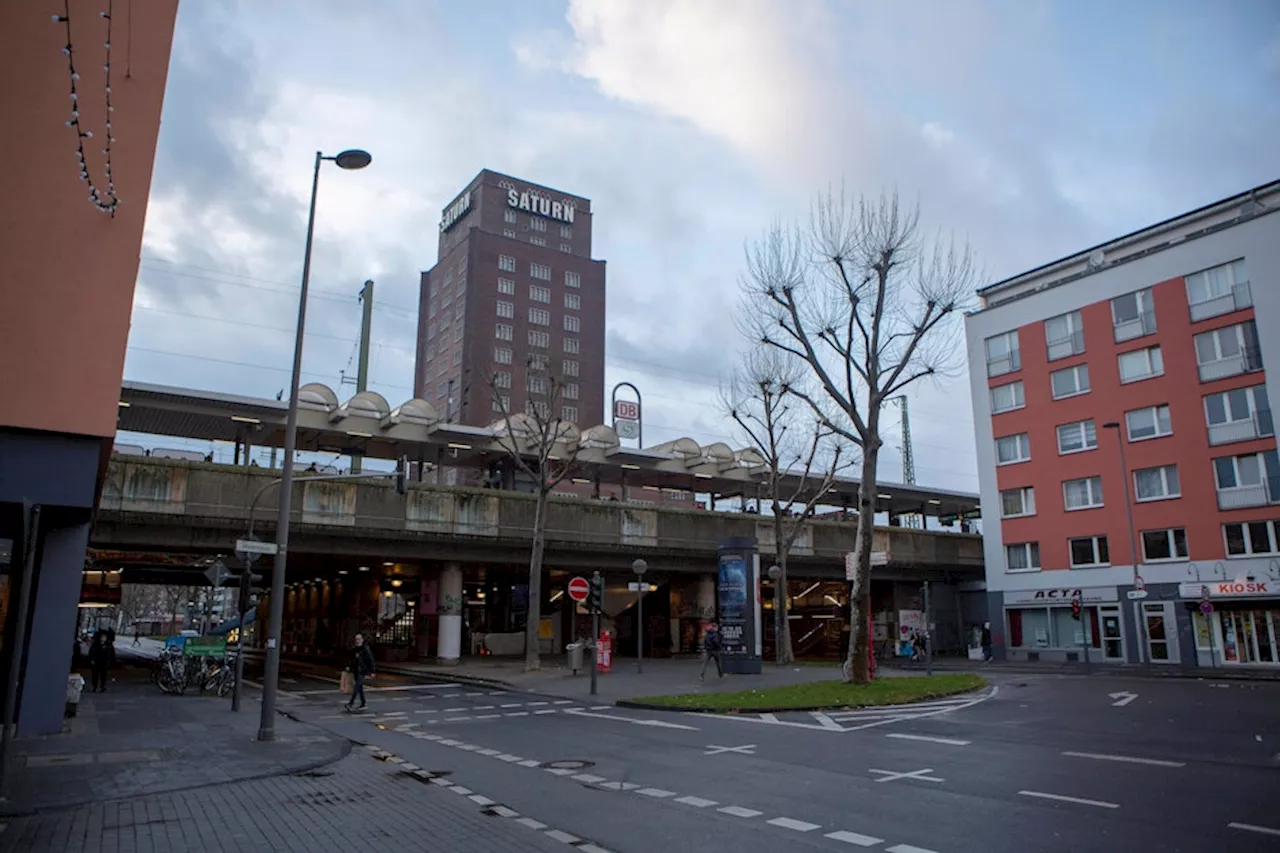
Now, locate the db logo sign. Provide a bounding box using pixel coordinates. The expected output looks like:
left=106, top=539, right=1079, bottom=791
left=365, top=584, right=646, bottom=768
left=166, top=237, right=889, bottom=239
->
left=614, top=400, right=640, bottom=421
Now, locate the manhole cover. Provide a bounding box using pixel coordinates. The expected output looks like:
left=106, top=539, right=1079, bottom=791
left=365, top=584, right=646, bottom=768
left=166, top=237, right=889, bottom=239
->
left=540, top=759, right=594, bottom=770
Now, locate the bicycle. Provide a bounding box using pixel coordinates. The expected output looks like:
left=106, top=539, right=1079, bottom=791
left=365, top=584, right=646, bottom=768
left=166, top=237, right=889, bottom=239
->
left=199, top=657, right=235, bottom=698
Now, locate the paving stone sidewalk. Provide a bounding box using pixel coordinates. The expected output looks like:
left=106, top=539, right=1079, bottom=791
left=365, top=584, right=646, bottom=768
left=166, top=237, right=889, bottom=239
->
left=0, top=749, right=572, bottom=853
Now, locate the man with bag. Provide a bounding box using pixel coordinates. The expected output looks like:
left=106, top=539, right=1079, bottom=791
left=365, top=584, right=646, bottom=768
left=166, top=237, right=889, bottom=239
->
left=343, top=633, right=376, bottom=712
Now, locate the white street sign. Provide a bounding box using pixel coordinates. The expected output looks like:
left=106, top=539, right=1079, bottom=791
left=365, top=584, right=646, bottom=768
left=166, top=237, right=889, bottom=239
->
left=1126, top=589, right=1149, bottom=600
left=236, top=538, right=279, bottom=557
left=616, top=419, right=639, bottom=439
left=627, top=582, right=656, bottom=592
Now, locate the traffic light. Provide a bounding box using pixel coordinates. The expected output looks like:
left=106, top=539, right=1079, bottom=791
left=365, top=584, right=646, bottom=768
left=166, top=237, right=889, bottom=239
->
left=1071, top=597, right=1082, bottom=621
left=589, top=572, right=604, bottom=612
left=224, top=564, right=265, bottom=590
left=395, top=455, right=409, bottom=495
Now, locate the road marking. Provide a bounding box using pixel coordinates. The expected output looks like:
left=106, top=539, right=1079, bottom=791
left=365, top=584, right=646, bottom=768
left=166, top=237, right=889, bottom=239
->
left=636, top=788, right=677, bottom=798
left=500, top=703, right=524, bottom=708
left=1108, top=691, right=1138, bottom=707
left=518, top=759, right=541, bottom=767
left=1062, top=751, right=1185, bottom=768
left=449, top=786, right=472, bottom=796
left=528, top=701, right=549, bottom=706
left=468, top=794, right=495, bottom=805
left=572, top=774, right=607, bottom=784
left=474, top=705, right=495, bottom=710
left=718, top=806, right=763, bottom=818
left=826, top=830, right=884, bottom=846
left=491, top=806, right=519, bottom=818
left=497, top=754, right=522, bottom=762
left=474, top=714, right=502, bottom=720
left=886, top=733, right=971, bottom=746
left=1229, top=822, right=1280, bottom=837
left=869, top=768, right=944, bottom=784
left=534, top=709, right=557, bottom=715
left=465, top=692, right=484, bottom=697
left=545, top=829, right=579, bottom=843
left=811, top=712, right=846, bottom=731
left=553, top=700, right=573, bottom=704
left=443, top=716, right=472, bottom=722
left=430, top=777, right=451, bottom=786
left=414, top=709, right=438, bottom=714
left=505, top=711, right=530, bottom=717
left=675, top=796, right=718, bottom=807
left=590, top=705, right=610, bottom=710
left=562, top=709, right=699, bottom=730
left=598, top=782, right=641, bottom=791
left=1018, top=790, right=1119, bottom=809
left=768, top=817, right=820, bottom=832
left=886, top=845, right=940, bottom=853
left=443, top=707, right=468, bottom=713
left=546, top=768, right=577, bottom=776
left=578, top=845, right=611, bottom=853
left=705, top=743, right=757, bottom=755
left=517, top=817, right=547, bottom=830
left=478, top=748, right=501, bottom=756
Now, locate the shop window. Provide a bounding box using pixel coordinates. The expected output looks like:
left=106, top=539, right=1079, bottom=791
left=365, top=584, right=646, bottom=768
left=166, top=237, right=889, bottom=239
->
left=1009, top=608, right=1049, bottom=648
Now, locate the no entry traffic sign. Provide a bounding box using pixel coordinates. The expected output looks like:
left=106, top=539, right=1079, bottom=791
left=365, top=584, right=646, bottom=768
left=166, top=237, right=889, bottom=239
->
left=567, top=576, right=590, bottom=603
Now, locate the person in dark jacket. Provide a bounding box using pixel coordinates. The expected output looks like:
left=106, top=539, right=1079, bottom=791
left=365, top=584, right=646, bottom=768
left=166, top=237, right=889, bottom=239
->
left=87, top=630, right=111, bottom=692
left=699, top=622, right=724, bottom=681
left=344, top=633, right=376, bottom=712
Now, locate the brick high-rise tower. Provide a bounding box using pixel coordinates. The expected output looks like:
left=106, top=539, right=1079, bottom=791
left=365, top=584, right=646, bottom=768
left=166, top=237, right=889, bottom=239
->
left=414, top=170, right=606, bottom=430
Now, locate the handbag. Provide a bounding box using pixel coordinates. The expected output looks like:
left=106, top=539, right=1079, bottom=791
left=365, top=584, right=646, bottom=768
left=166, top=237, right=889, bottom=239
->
left=339, top=670, right=354, bottom=695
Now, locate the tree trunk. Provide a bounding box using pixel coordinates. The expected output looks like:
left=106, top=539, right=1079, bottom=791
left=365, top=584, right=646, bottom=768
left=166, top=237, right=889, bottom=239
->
left=778, top=551, right=794, bottom=664
left=845, top=447, right=879, bottom=684
left=525, top=491, right=548, bottom=671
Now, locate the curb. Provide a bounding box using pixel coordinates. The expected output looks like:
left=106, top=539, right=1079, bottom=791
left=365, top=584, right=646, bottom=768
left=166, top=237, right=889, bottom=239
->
left=886, top=664, right=1280, bottom=683
left=616, top=682, right=989, bottom=715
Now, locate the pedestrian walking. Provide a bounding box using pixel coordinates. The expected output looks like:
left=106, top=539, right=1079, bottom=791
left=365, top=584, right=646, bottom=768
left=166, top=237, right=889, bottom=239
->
left=699, top=622, right=724, bottom=681
left=344, top=633, right=376, bottom=712
left=981, top=622, right=993, bottom=662
left=133, top=625, right=142, bottom=647
left=87, top=630, right=111, bottom=693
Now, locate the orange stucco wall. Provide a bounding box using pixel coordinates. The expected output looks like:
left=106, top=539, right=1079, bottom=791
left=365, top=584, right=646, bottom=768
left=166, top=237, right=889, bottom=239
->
left=0, top=0, right=178, bottom=438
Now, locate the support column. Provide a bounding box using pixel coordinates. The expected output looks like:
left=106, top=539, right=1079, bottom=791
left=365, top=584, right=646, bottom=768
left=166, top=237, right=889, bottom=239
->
left=436, top=564, right=463, bottom=664
left=20, top=519, right=91, bottom=737
left=697, top=575, right=716, bottom=623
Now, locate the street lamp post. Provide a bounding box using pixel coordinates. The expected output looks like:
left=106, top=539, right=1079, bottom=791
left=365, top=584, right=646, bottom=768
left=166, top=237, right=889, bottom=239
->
left=1102, top=421, right=1149, bottom=666
left=258, top=148, right=371, bottom=742
left=632, top=559, right=648, bottom=673
left=768, top=565, right=781, bottom=666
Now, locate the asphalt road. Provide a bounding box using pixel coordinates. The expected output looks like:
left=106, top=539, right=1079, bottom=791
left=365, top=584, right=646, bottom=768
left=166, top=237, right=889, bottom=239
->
left=266, top=665, right=1280, bottom=853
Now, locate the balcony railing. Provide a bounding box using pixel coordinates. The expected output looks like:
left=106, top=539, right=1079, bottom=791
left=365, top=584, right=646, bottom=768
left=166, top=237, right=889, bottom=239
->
left=1113, top=310, right=1157, bottom=343
left=1216, top=476, right=1280, bottom=510
left=1190, top=280, right=1252, bottom=323
left=1207, top=408, right=1275, bottom=446
left=987, top=352, right=1020, bottom=377
left=1046, top=329, right=1085, bottom=361
left=1198, top=346, right=1264, bottom=382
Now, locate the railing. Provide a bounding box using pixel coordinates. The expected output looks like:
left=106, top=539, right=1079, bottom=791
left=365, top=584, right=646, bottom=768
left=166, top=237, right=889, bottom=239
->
left=1198, top=347, right=1263, bottom=382
left=1216, top=477, right=1278, bottom=510
left=987, top=352, right=1020, bottom=377
left=1207, top=408, right=1274, bottom=446
left=1113, top=310, right=1157, bottom=343
left=1046, top=329, right=1085, bottom=361
left=1190, top=281, right=1252, bottom=323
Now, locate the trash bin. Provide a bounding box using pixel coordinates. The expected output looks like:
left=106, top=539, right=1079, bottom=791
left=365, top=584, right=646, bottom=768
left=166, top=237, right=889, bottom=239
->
left=566, top=642, right=584, bottom=674
left=66, top=673, right=86, bottom=718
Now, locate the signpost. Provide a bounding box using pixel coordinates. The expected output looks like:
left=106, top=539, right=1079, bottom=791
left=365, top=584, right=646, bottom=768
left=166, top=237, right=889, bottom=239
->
left=611, top=383, right=642, bottom=446
left=185, top=637, right=227, bottom=657
left=235, top=539, right=279, bottom=557
left=567, top=576, right=590, bottom=603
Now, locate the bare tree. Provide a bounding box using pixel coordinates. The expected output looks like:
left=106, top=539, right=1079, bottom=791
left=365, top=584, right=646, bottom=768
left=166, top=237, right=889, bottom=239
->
left=488, top=353, right=585, bottom=671
left=118, top=583, right=165, bottom=632
left=741, top=190, right=976, bottom=683
left=722, top=348, right=848, bottom=664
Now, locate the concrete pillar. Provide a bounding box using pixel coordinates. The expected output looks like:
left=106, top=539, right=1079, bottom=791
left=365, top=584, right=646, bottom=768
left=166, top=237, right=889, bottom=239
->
left=697, top=575, right=716, bottom=622
left=436, top=564, right=463, bottom=663
left=20, top=520, right=91, bottom=737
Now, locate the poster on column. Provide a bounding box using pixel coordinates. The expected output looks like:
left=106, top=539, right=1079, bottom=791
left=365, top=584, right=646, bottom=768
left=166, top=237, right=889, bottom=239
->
left=717, top=538, right=762, bottom=674
left=718, top=554, right=748, bottom=655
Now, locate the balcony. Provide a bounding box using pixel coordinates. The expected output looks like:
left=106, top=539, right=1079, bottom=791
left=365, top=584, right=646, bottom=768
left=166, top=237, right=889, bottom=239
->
left=1207, top=409, right=1275, bottom=446
left=1216, top=477, right=1280, bottom=510
left=1046, top=329, right=1085, bottom=361
left=1113, top=310, right=1157, bottom=343
left=1190, top=281, right=1252, bottom=323
left=1198, top=346, right=1264, bottom=382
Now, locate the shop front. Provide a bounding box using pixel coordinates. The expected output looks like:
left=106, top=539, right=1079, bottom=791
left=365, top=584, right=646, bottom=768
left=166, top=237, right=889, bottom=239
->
left=1179, top=579, right=1280, bottom=668
left=1002, top=586, right=1125, bottom=663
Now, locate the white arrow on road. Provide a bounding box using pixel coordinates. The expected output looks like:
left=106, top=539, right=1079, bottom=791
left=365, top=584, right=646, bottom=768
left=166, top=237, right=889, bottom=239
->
left=1109, top=691, right=1138, bottom=707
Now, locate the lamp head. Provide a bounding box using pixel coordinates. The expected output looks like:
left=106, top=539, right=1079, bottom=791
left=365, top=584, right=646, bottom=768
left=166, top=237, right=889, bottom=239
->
left=333, top=149, right=372, bottom=170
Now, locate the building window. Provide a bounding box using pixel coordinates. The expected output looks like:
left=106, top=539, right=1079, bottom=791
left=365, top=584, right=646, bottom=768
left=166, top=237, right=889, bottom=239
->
left=530, top=217, right=547, bottom=232
left=1063, top=476, right=1104, bottom=511
left=1142, top=528, right=1188, bottom=562
left=562, top=405, right=578, bottom=423
left=1006, top=542, right=1040, bottom=572
left=564, top=315, right=580, bottom=332
left=1069, top=535, right=1110, bottom=568
left=498, top=277, right=515, bottom=295
left=531, top=263, right=551, bottom=280
left=453, top=349, right=462, bottom=365
left=1194, top=320, right=1262, bottom=382
left=1205, top=385, right=1273, bottom=446
left=985, top=331, right=1020, bottom=377
left=1213, top=450, right=1280, bottom=509
left=565, top=293, right=581, bottom=310
left=530, top=236, right=547, bottom=246
left=454, top=326, right=463, bottom=343
left=560, top=224, right=572, bottom=239
left=1111, top=288, right=1157, bottom=342
left=492, top=394, right=510, bottom=413
left=1056, top=419, right=1097, bottom=455
left=1134, top=465, right=1180, bottom=501
left=1044, top=310, right=1085, bottom=361
left=496, top=301, right=514, bottom=319
left=499, top=254, right=516, bottom=272
left=564, top=337, right=580, bottom=354
left=494, top=347, right=512, bottom=365
left=526, top=400, right=551, bottom=419
left=428, top=300, right=438, bottom=318
left=1050, top=364, right=1090, bottom=400
left=1125, top=405, right=1172, bottom=441
left=563, top=360, right=579, bottom=377
left=1000, top=487, right=1035, bottom=518
left=427, top=323, right=437, bottom=340
left=559, top=243, right=572, bottom=253
left=504, top=209, right=517, bottom=224
left=1224, top=520, right=1280, bottom=557
left=990, top=381, right=1024, bottom=414
left=454, top=304, right=464, bottom=320
left=1186, top=259, right=1250, bottom=322
left=493, top=371, right=511, bottom=389
left=564, top=383, right=580, bottom=400
left=995, top=433, right=1031, bottom=465
left=495, top=323, right=513, bottom=341
left=504, top=229, right=517, bottom=239
left=529, top=330, right=550, bottom=348
left=529, top=308, right=550, bottom=326
left=529, top=353, right=549, bottom=371
left=565, top=271, right=580, bottom=288
left=1118, top=345, right=1164, bottom=384
left=527, top=376, right=548, bottom=394
left=530, top=285, right=550, bottom=303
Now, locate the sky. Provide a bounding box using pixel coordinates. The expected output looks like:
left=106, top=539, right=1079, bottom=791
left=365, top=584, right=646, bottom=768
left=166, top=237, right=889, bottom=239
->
left=124, top=0, right=1280, bottom=493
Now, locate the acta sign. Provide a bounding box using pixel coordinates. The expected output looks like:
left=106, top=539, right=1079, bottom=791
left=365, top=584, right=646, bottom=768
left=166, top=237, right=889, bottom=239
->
left=440, top=191, right=472, bottom=233
left=508, top=189, right=575, bottom=224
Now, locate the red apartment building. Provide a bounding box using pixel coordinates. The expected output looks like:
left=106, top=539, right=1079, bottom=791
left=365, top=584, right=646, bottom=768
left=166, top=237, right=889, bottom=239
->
left=966, top=181, right=1280, bottom=669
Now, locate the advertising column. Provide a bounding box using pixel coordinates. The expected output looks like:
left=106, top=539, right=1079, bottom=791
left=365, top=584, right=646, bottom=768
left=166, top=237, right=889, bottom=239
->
left=717, top=537, right=762, bottom=674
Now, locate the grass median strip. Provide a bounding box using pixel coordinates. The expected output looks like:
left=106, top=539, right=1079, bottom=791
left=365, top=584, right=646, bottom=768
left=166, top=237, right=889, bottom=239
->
left=630, top=674, right=986, bottom=712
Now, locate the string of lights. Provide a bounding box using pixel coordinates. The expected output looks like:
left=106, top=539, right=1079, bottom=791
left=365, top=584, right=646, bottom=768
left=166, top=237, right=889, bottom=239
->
left=54, top=0, right=118, bottom=216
